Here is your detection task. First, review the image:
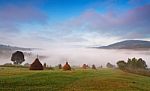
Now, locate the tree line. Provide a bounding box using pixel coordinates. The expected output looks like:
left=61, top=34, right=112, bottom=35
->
left=117, top=58, right=150, bottom=77
left=117, top=58, right=147, bottom=70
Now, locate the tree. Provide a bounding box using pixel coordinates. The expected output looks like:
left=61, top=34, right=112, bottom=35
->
left=131, top=58, right=138, bottom=69
left=106, top=62, right=115, bottom=68
left=43, top=63, right=47, bottom=68
left=58, top=64, right=62, bottom=69
left=11, top=51, right=25, bottom=64
left=137, top=58, right=147, bottom=69
left=117, top=60, right=127, bottom=69
left=127, top=58, right=132, bottom=67
left=24, top=63, right=30, bottom=67
left=117, top=58, right=148, bottom=70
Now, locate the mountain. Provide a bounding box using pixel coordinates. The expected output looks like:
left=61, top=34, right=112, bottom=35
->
left=0, top=44, right=32, bottom=58
left=99, top=40, right=150, bottom=49
left=0, top=44, right=45, bottom=64
left=0, top=44, right=31, bottom=51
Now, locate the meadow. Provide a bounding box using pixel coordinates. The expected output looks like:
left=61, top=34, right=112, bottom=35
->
left=0, top=67, right=150, bottom=91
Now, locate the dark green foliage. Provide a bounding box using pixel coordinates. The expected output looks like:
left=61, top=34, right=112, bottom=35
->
left=58, top=64, right=62, bottom=69
left=117, top=58, right=148, bottom=76
left=11, top=51, right=25, bottom=64
left=117, top=61, right=127, bottom=69
left=137, top=58, right=147, bottom=69
left=126, top=58, right=147, bottom=69
left=3, top=63, right=13, bottom=66
left=106, top=62, right=115, bottom=68
left=24, top=63, right=30, bottom=67
left=117, top=58, right=147, bottom=70
left=43, top=63, right=47, bottom=68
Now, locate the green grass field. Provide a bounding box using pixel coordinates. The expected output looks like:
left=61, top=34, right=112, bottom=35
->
left=0, top=67, right=150, bottom=91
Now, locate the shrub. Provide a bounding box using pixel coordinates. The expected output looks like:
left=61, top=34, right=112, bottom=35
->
left=117, top=60, right=127, bottom=69
left=58, top=64, right=62, bottom=69
left=106, top=62, right=115, bottom=68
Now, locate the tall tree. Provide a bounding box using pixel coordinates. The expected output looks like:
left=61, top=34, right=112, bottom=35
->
left=11, top=51, right=25, bottom=64
left=117, top=60, right=126, bottom=69
left=137, top=58, right=147, bottom=69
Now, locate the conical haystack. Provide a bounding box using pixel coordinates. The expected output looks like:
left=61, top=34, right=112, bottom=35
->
left=82, top=64, right=88, bottom=69
left=63, top=62, right=71, bottom=71
left=30, top=58, right=43, bottom=70
left=92, top=64, right=96, bottom=69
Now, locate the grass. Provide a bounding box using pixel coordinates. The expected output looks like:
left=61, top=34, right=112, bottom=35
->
left=0, top=67, right=150, bottom=91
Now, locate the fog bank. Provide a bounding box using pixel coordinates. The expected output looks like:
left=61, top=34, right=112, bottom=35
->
left=0, top=47, right=150, bottom=67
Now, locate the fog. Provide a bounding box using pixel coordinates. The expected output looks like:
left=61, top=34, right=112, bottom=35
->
left=0, top=47, right=150, bottom=67
left=24, top=47, right=150, bottom=67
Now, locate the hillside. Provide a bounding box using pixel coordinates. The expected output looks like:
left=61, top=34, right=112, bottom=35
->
left=0, top=67, right=150, bottom=91
left=99, top=40, right=150, bottom=49
left=0, top=44, right=31, bottom=51
left=0, top=44, right=32, bottom=58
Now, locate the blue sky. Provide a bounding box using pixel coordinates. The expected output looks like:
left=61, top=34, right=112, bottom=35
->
left=0, top=0, right=150, bottom=48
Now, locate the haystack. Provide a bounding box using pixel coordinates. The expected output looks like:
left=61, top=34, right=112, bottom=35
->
left=30, top=58, right=43, bottom=70
left=92, top=64, right=96, bottom=69
left=82, top=64, right=87, bottom=69
left=63, top=62, right=71, bottom=71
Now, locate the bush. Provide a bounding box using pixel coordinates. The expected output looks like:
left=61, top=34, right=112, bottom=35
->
left=106, top=62, right=115, bottom=68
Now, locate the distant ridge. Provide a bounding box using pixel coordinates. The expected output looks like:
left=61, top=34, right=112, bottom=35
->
left=0, top=44, right=31, bottom=51
left=0, top=44, right=32, bottom=58
left=98, top=40, right=150, bottom=49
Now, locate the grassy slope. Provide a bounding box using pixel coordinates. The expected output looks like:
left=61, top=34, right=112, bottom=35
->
left=0, top=67, right=150, bottom=91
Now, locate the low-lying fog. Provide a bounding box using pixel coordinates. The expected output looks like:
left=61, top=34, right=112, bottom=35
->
left=1, top=47, right=150, bottom=67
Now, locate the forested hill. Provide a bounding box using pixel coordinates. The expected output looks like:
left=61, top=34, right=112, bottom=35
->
left=99, top=40, right=150, bottom=49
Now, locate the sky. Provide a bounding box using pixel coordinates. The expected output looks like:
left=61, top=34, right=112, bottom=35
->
left=0, top=0, right=150, bottom=48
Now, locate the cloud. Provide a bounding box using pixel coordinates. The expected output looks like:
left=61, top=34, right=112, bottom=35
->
left=0, top=1, right=149, bottom=48
left=0, top=5, right=47, bottom=23
left=0, top=5, right=48, bottom=33
left=57, top=4, right=150, bottom=39
left=40, top=4, right=150, bottom=47
left=0, top=5, right=49, bottom=47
